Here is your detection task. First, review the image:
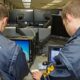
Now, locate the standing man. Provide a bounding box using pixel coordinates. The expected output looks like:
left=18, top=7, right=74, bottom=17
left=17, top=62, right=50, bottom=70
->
left=32, top=0, right=80, bottom=80
left=0, top=4, right=29, bottom=80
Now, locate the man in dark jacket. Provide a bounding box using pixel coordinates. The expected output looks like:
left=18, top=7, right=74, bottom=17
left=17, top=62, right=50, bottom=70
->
left=0, top=4, right=29, bottom=80
left=32, top=0, right=80, bottom=80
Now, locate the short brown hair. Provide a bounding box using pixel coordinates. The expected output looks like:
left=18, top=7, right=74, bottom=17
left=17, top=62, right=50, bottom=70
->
left=0, top=4, right=9, bottom=20
left=62, top=0, right=80, bottom=19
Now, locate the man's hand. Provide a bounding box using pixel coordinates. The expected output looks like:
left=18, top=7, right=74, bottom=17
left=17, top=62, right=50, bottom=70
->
left=31, top=69, right=43, bottom=80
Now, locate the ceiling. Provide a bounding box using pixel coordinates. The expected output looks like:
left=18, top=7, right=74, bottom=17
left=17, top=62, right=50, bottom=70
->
left=9, top=0, right=24, bottom=9
left=7, top=0, right=69, bottom=9
left=31, top=0, right=69, bottom=9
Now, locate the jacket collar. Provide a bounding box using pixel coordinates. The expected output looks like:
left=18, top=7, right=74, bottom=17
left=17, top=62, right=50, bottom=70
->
left=67, top=27, right=80, bottom=43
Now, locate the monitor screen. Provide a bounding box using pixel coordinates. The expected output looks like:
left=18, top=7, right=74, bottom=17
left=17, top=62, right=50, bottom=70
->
left=51, top=14, right=69, bottom=38
left=14, top=39, right=30, bottom=61
left=48, top=45, right=62, bottom=62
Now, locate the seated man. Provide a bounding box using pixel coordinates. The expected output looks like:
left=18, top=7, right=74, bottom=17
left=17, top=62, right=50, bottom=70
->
left=0, top=4, right=29, bottom=80
left=32, top=0, right=80, bottom=80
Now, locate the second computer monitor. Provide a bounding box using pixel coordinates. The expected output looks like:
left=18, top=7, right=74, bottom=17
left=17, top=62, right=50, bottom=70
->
left=48, top=45, right=63, bottom=63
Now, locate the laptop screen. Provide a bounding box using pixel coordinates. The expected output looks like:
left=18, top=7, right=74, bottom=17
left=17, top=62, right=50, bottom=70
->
left=14, top=39, right=30, bottom=61
left=48, top=45, right=62, bottom=62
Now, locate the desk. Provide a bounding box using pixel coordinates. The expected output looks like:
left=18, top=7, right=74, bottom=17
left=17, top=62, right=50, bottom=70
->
left=24, top=55, right=47, bottom=80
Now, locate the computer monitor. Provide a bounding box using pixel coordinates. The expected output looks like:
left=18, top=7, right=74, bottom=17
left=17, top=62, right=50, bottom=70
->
left=10, top=37, right=36, bottom=62
left=34, top=10, right=51, bottom=26
left=48, top=45, right=62, bottom=63
left=8, top=9, right=33, bottom=24
left=51, top=14, right=69, bottom=38
left=14, top=39, right=30, bottom=61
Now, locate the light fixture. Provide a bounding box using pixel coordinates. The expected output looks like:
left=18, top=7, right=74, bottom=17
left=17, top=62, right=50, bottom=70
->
left=47, top=4, right=54, bottom=6
left=51, top=0, right=63, bottom=3
left=23, top=2, right=31, bottom=8
left=22, top=0, right=31, bottom=2
left=42, top=3, right=56, bottom=9
left=42, top=6, right=49, bottom=9
left=41, top=0, right=62, bottom=9
left=24, top=5, right=30, bottom=8
left=25, top=9, right=33, bottom=12
left=23, top=2, right=31, bottom=6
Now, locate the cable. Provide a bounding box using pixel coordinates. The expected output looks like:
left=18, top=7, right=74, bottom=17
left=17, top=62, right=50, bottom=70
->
left=24, top=27, right=36, bottom=37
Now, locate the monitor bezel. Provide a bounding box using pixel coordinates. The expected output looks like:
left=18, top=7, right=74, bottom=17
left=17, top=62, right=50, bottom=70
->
left=48, top=45, right=63, bottom=63
left=10, top=37, right=32, bottom=62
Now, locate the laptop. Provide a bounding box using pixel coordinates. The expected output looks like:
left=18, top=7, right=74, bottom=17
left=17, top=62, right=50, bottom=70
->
left=48, top=45, right=63, bottom=63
